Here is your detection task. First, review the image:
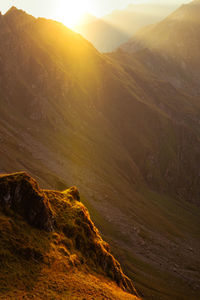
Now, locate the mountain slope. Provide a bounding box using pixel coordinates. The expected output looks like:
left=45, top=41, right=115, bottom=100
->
left=119, top=0, right=200, bottom=94
left=0, top=172, right=139, bottom=299
left=75, top=3, right=176, bottom=52
left=0, top=6, right=200, bottom=300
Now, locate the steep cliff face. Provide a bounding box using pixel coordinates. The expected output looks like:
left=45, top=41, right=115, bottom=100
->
left=0, top=172, right=139, bottom=299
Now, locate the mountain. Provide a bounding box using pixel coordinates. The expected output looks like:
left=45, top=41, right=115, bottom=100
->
left=0, top=172, right=139, bottom=299
left=75, top=3, right=180, bottom=52
left=119, top=0, right=200, bottom=94
left=75, top=14, right=128, bottom=53
left=76, top=13, right=98, bottom=28
left=0, top=6, right=200, bottom=300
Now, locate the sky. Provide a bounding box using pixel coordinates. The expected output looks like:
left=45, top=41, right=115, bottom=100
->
left=0, top=0, right=191, bottom=28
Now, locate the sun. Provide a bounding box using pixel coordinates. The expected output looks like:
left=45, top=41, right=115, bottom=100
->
left=54, top=0, right=89, bottom=29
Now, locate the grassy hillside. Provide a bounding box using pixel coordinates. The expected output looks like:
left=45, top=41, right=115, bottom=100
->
left=0, top=7, right=200, bottom=300
left=0, top=172, right=140, bottom=300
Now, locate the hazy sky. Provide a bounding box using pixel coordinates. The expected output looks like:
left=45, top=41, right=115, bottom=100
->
left=0, top=0, right=191, bottom=27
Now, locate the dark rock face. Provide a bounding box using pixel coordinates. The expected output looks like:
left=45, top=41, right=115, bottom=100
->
left=0, top=172, right=54, bottom=231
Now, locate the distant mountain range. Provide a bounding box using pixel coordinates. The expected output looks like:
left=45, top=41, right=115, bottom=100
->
left=119, top=0, right=200, bottom=94
left=75, top=2, right=183, bottom=52
left=0, top=2, right=200, bottom=300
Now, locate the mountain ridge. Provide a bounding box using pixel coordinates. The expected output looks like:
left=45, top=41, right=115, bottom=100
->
left=75, top=2, right=177, bottom=52
left=119, top=0, right=200, bottom=95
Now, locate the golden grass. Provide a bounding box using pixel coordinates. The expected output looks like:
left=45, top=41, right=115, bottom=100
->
left=0, top=173, right=140, bottom=300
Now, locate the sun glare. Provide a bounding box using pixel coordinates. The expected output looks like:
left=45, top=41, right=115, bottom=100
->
left=55, top=0, right=89, bottom=28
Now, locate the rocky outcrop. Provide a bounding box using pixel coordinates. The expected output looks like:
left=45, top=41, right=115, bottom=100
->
left=55, top=191, right=136, bottom=294
left=0, top=172, right=54, bottom=231
left=0, top=172, right=138, bottom=296
left=64, top=186, right=80, bottom=201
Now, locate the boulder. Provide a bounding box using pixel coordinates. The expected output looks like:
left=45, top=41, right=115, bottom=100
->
left=0, top=172, right=54, bottom=231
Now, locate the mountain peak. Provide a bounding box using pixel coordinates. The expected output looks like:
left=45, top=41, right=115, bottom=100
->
left=5, top=6, right=21, bottom=15
left=3, top=6, right=35, bottom=28
left=75, top=13, right=98, bottom=30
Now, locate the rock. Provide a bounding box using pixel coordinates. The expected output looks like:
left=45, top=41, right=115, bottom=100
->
left=0, top=172, right=139, bottom=296
left=65, top=186, right=80, bottom=201
left=0, top=172, right=54, bottom=231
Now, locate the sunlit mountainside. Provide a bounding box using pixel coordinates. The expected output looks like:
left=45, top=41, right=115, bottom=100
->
left=0, top=2, right=200, bottom=300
